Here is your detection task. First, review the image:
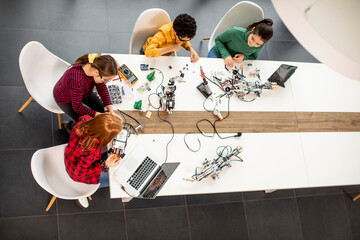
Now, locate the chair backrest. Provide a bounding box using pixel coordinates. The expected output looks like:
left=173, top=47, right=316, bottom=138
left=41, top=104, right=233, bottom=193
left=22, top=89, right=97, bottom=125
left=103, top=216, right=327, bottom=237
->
left=31, top=144, right=99, bottom=200
left=129, top=8, right=171, bottom=54
left=19, top=41, right=70, bottom=113
left=208, top=1, right=264, bottom=51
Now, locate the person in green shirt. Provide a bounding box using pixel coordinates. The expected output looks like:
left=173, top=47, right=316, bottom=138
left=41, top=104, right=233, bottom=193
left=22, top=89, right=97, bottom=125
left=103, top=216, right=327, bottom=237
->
left=208, top=19, right=273, bottom=68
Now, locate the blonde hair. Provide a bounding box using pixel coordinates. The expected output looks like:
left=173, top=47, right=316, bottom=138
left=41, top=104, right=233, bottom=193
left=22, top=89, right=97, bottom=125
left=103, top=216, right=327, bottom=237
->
left=76, top=114, right=123, bottom=151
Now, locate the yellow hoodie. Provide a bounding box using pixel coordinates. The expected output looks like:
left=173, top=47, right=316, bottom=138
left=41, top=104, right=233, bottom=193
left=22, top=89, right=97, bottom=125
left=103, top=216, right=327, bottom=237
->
left=142, top=22, right=191, bottom=57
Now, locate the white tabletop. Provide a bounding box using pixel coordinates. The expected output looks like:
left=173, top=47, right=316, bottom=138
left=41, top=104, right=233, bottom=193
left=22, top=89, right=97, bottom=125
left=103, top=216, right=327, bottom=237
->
left=104, top=54, right=360, bottom=199
left=105, top=54, right=360, bottom=113
left=300, top=132, right=360, bottom=187
left=109, top=132, right=309, bottom=198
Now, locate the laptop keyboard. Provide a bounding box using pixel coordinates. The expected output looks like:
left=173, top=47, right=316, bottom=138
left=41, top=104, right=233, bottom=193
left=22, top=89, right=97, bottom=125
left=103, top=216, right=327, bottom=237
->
left=127, top=157, right=157, bottom=190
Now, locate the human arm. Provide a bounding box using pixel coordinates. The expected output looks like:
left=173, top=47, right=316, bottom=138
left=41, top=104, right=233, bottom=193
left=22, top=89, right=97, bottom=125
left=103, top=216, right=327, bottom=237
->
left=69, top=84, right=97, bottom=117
left=186, top=45, right=199, bottom=63
left=144, top=31, right=181, bottom=57
left=214, top=28, right=236, bottom=60
left=95, top=83, right=119, bottom=116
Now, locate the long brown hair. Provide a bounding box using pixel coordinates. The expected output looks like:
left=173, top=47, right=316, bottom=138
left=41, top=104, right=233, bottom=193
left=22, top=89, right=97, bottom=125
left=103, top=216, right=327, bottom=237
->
left=246, top=18, right=273, bottom=43
left=73, top=54, right=118, bottom=77
left=76, top=114, right=123, bottom=151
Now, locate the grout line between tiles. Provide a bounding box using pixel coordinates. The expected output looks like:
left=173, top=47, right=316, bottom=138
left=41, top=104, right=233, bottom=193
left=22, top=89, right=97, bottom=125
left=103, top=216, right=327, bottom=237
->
left=105, top=0, right=110, bottom=52
left=56, top=200, right=61, bottom=240
left=184, top=196, right=192, bottom=240
left=295, top=192, right=344, bottom=198
left=341, top=192, right=355, bottom=240
left=0, top=148, right=39, bottom=151
left=123, top=208, right=129, bottom=240
left=0, top=214, right=57, bottom=220
left=51, top=113, right=54, bottom=146
left=242, top=194, right=251, bottom=240
left=0, top=26, right=107, bottom=33
left=56, top=209, right=124, bottom=216
left=294, top=195, right=305, bottom=240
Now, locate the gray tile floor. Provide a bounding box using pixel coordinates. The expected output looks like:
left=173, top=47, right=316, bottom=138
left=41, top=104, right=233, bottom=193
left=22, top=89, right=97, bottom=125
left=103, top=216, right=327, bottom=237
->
left=0, top=0, right=359, bottom=239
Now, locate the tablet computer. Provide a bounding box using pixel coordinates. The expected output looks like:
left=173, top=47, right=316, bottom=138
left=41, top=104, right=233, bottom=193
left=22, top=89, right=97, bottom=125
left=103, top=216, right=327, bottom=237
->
left=268, top=64, right=298, bottom=88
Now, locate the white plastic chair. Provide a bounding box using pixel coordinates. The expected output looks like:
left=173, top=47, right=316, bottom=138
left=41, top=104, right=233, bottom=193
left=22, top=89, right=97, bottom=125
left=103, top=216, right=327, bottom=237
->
left=18, top=41, right=70, bottom=129
left=31, top=144, right=100, bottom=211
left=129, top=8, right=171, bottom=55
left=204, top=1, right=264, bottom=52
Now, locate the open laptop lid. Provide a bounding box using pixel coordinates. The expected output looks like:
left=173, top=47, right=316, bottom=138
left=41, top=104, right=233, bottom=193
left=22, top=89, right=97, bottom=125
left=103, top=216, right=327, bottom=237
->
left=113, top=143, right=162, bottom=197
left=139, top=162, right=180, bottom=199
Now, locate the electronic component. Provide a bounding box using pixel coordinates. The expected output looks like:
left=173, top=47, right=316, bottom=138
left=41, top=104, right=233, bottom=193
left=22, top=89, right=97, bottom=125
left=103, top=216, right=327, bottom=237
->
left=197, top=66, right=212, bottom=98
left=211, top=66, right=276, bottom=102
left=118, top=64, right=138, bottom=86
left=111, top=126, right=131, bottom=158
left=184, top=146, right=243, bottom=182
left=107, top=84, right=122, bottom=104
left=159, top=78, right=176, bottom=114
left=140, top=64, right=149, bottom=71
left=147, top=71, right=155, bottom=81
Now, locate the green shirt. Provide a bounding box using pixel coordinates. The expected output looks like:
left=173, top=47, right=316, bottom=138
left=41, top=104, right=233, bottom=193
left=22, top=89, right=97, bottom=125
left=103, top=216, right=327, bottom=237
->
left=213, top=27, right=264, bottom=60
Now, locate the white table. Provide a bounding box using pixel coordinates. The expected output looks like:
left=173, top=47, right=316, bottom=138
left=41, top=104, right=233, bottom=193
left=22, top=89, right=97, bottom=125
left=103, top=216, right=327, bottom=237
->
left=103, top=54, right=360, bottom=201
left=104, top=54, right=360, bottom=112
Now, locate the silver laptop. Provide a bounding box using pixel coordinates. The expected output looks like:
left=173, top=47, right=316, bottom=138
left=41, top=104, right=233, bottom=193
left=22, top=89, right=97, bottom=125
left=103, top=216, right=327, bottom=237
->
left=113, top=144, right=180, bottom=199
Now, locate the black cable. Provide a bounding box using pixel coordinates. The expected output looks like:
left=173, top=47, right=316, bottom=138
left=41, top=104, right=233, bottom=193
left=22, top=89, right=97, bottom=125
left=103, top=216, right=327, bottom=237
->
left=147, top=68, right=164, bottom=110
left=196, top=119, right=216, bottom=138
left=157, top=109, right=174, bottom=163
left=213, top=94, right=239, bottom=139
left=145, top=67, right=174, bottom=163
left=116, top=110, right=142, bottom=134
left=117, top=110, right=141, bottom=125
left=184, top=132, right=201, bottom=152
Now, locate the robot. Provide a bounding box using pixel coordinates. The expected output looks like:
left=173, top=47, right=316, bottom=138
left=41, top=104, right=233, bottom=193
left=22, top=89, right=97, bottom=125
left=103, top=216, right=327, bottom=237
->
left=159, top=78, right=176, bottom=114
left=213, top=66, right=276, bottom=102
left=111, top=125, right=131, bottom=159
left=184, top=145, right=243, bottom=182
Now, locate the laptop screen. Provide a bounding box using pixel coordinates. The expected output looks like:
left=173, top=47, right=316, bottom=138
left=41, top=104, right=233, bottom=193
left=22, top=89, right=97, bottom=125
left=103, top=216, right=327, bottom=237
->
left=141, top=170, right=168, bottom=199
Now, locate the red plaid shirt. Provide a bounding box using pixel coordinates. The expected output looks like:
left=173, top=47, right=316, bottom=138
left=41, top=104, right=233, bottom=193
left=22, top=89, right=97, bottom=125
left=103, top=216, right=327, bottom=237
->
left=65, top=115, right=104, bottom=184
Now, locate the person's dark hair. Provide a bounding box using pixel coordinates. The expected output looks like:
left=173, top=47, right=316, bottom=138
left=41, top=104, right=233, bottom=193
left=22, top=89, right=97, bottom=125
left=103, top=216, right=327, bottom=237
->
left=73, top=54, right=118, bottom=77
left=173, top=14, right=197, bottom=39
left=246, top=18, right=273, bottom=43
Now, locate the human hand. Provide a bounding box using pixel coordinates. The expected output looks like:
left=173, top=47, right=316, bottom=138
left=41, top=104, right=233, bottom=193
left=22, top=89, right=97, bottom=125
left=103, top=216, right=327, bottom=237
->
left=172, top=43, right=181, bottom=52
left=109, top=111, right=122, bottom=120
left=190, top=50, right=199, bottom=63
left=105, top=154, right=120, bottom=168
left=233, top=54, right=244, bottom=63
left=224, top=56, right=234, bottom=68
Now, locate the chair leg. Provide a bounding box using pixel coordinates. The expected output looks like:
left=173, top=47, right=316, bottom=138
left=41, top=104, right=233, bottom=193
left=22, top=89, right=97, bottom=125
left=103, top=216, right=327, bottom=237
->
left=18, top=96, right=34, bottom=112
left=88, top=195, right=92, bottom=201
left=46, top=195, right=57, bottom=211
left=57, top=114, right=62, bottom=129
left=353, top=193, right=360, bottom=201
left=202, top=37, right=210, bottom=40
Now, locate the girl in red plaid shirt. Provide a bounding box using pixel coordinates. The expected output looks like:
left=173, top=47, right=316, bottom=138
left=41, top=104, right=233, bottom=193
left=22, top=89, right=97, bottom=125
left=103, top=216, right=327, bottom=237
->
left=65, top=113, right=123, bottom=208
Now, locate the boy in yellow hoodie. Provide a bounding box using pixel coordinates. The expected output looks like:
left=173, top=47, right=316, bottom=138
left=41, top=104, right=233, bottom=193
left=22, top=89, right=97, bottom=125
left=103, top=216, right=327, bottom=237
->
left=141, top=14, right=199, bottom=63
